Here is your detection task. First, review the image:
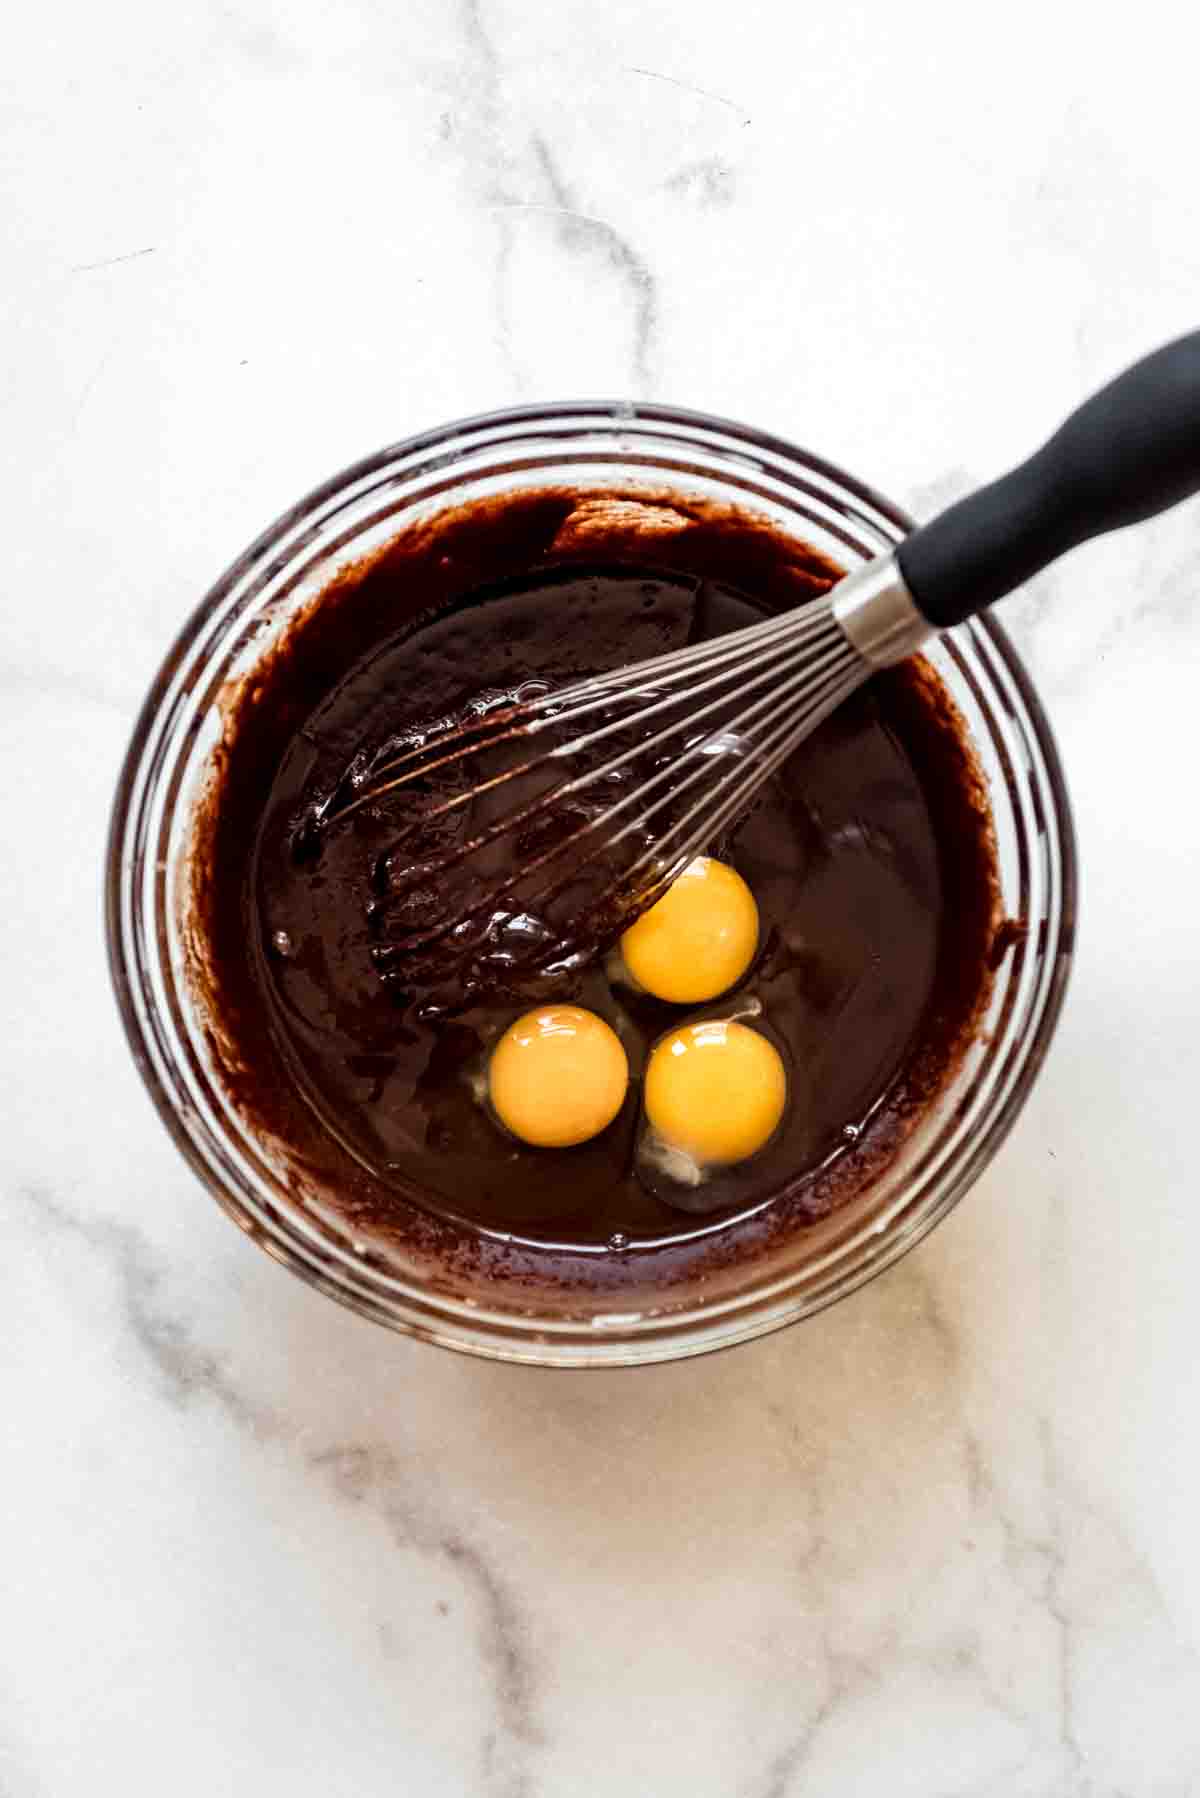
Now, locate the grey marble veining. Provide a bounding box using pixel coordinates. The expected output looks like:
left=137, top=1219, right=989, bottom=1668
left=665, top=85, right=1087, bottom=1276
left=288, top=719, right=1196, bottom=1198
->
left=3, top=0, right=1200, bottom=1791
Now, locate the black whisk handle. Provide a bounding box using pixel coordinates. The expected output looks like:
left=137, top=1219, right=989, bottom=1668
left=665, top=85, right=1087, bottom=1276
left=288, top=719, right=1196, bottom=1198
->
left=896, top=330, right=1200, bottom=630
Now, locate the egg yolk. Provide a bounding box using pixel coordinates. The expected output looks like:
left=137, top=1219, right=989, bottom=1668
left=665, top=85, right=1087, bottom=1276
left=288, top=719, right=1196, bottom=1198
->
left=488, top=1005, right=628, bottom=1148
left=644, top=1018, right=786, bottom=1166
left=620, top=857, right=758, bottom=1003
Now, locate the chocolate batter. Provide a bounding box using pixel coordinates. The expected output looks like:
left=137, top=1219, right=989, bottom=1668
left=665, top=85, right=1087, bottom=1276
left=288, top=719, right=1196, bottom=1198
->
left=193, top=489, right=998, bottom=1293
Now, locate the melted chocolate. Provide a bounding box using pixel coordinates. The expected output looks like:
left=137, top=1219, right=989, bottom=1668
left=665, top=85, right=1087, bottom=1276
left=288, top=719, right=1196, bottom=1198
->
left=192, top=490, right=998, bottom=1295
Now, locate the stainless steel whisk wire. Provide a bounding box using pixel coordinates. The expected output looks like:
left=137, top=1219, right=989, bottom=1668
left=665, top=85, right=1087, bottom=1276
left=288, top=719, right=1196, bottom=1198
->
left=327, top=598, right=866, bottom=957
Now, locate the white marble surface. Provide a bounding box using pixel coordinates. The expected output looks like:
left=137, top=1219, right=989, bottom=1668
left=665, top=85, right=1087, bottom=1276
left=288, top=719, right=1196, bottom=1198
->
left=4, top=0, right=1200, bottom=1791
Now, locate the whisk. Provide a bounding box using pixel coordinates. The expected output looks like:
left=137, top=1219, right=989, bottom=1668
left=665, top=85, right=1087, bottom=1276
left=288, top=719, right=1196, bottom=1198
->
left=315, top=332, right=1200, bottom=986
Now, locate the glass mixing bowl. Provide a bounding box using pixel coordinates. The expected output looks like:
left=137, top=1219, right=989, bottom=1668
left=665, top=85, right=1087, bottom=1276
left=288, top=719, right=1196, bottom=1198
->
left=106, top=404, right=1077, bottom=1366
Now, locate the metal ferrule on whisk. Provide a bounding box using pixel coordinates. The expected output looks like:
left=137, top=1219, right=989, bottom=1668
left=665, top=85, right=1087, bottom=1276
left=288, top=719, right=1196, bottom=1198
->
left=831, top=552, right=932, bottom=669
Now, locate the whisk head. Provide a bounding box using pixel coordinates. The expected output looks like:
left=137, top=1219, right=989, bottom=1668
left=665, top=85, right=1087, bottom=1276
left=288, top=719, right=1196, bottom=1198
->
left=298, top=594, right=867, bottom=1007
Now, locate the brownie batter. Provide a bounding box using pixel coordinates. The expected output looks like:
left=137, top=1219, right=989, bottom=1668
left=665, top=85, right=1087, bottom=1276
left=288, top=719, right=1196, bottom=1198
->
left=193, top=489, right=998, bottom=1292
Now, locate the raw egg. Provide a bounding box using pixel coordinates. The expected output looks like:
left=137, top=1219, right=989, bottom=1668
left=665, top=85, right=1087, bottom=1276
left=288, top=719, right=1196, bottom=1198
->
left=620, top=856, right=758, bottom=1002
left=488, top=1004, right=628, bottom=1148
left=644, top=1017, right=786, bottom=1169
